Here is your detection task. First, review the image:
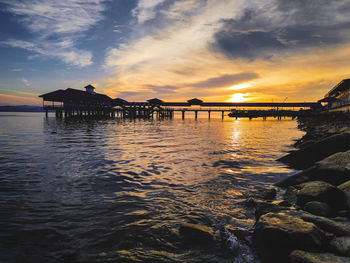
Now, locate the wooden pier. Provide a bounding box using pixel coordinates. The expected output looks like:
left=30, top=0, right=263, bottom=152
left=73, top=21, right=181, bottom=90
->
left=39, top=86, right=321, bottom=120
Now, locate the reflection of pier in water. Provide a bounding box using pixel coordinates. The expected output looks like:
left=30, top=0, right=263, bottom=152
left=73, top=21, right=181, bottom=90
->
left=39, top=85, right=321, bottom=120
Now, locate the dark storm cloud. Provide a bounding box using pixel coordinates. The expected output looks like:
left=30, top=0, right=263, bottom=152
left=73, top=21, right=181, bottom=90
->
left=189, top=72, right=259, bottom=88
left=212, top=0, right=350, bottom=60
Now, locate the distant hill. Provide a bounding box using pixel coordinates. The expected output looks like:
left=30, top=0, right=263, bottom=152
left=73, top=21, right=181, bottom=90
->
left=0, top=105, right=44, bottom=112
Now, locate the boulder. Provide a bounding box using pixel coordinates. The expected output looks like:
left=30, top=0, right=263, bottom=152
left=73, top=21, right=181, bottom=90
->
left=179, top=223, right=215, bottom=245
left=282, top=186, right=298, bottom=205
left=296, top=181, right=346, bottom=210
left=254, top=212, right=324, bottom=262
left=276, top=151, right=350, bottom=187
left=304, top=201, right=333, bottom=217
left=290, top=250, right=350, bottom=263
left=254, top=201, right=287, bottom=220
left=300, top=213, right=350, bottom=236
left=329, top=237, right=350, bottom=257
left=338, top=180, right=350, bottom=208
left=278, top=133, right=350, bottom=169
left=262, top=188, right=277, bottom=200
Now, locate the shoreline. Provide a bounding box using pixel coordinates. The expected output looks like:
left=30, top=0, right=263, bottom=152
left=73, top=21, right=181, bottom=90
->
left=253, top=111, right=350, bottom=262
left=177, top=111, right=350, bottom=263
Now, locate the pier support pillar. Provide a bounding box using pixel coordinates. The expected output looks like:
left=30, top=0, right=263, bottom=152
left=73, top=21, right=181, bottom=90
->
left=182, top=111, right=185, bottom=120
left=195, top=110, right=198, bottom=120
left=45, top=110, right=48, bottom=117
left=208, top=111, right=211, bottom=120
left=222, top=111, right=224, bottom=120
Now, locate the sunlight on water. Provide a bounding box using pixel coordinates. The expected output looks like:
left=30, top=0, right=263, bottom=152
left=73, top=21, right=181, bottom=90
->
left=0, top=112, right=303, bottom=262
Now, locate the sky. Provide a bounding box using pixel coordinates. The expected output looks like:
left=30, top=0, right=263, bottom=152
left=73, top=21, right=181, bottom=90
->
left=0, top=0, right=350, bottom=105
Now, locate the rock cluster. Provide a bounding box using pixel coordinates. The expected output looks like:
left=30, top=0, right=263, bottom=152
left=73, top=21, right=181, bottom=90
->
left=253, top=112, right=350, bottom=262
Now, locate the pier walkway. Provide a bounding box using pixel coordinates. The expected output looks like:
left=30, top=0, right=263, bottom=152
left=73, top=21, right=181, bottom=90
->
left=39, top=86, right=321, bottom=120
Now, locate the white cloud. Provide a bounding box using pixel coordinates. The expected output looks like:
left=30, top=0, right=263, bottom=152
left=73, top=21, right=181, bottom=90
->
left=132, top=0, right=165, bottom=24
left=1, top=0, right=106, bottom=35
left=12, top=68, right=22, bottom=72
left=1, top=39, right=93, bottom=67
left=0, top=0, right=108, bottom=67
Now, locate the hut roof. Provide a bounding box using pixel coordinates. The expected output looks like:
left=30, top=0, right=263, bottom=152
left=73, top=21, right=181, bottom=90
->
left=38, top=89, right=67, bottom=102
left=39, top=88, right=112, bottom=102
left=147, top=98, right=163, bottom=105
left=187, top=98, right=203, bottom=105
left=113, top=98, right=128, bottom=106
left=84, top=84, right=95, bottom=90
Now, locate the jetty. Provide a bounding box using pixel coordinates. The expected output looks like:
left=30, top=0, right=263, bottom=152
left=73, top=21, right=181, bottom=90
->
left=39, top=85, right=321, bottom=120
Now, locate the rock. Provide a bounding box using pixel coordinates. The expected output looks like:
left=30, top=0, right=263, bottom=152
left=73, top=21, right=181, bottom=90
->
left=276, top=154, right=350, bottom=187
left=179, top=223, right=215, bottom=245
left=300, top=212, right=350, bottom=236
left=254, top=201, right=287, bottom=220
left=278, top=133, right=350, bottom=169
left=290, top=250, right=350, bottom=263
left=271, top=200, right=292, bottom=207
left=282, top=186, right=298, bottom=205
left=296, top=181, right=346, bottom=210
left=304, top=201, right=333, bottom=217
left=276, top=168, right=314, bottom=188
left=319, top=151, right=350, bottom=171
left=262, top=188, right=277, bottom=200
left=244, top=197, right=256, bottom=207
left=253, top=212, right=324, bottom=262
left=330, top=237, right=350, bottom=257
left=337, top=210, right=349, bottom=217
left=338, top=180, right=350, bottom=208
left=225, top=225, right=252, bottom=245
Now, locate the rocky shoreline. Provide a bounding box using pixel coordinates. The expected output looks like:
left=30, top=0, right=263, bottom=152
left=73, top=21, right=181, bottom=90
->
left=178, top=112, right=350, bottom=263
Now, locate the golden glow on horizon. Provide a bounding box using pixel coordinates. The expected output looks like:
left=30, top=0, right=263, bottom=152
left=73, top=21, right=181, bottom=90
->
left=229, top=93, right=248, bottom=102
left=229, top=83, right=252, bottom=90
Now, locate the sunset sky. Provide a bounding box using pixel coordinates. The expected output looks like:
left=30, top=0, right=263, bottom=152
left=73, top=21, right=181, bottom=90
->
left=0, top=0, right=350, bottom=105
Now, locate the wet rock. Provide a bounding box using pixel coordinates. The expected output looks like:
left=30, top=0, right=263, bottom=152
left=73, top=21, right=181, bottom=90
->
left=339, top=180, right=350, bottom=208
left=296, top=181, right=346, bottom=210
left=225, top=225, right=252, bottom=246
left=271, top=200, right=292, bottom=207
left=304, top=201, right=332, bottom=217
left=300, top=212, right=350, bottom=236
left=254, top=212, right=324, bottom=262
left=262, top=188, right=277, bottom=200
left=290, top=250, right=350, bottom=263
left=276, top=168, right=314, bottom=188
left=276, top=157, right=350, bottom=188
left=254, top=201, right=287, bottom=221
left=330, top=237, right=350, bottom=257
left=244, top=197, right=256, bottom=208
left=179, top=223, right=215, bottom=245
left=278, top=133, right=350, bottom=169
left=282, top=186, right=298, bottom=205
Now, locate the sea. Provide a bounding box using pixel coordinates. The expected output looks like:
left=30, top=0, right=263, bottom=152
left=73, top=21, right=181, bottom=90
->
left=0, top=112, right=304, bottom=263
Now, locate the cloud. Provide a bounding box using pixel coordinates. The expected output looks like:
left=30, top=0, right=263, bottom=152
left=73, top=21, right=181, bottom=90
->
left=1, top=0, right=106, bottom=35
left=1, top=40, right=93, bottom=67
left=12, top=68, right=22, bottom=72
left=211, top=1, right=350, bottom=59
left=0, top=0, right=108, bottom=67
left=132, top=0, right=166, bottom=24
left=188, top=72, right=259, bottom=88
left=147, top=84, right=179, bottom=94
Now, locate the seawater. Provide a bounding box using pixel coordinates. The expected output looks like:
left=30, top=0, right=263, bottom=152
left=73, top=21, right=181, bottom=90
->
left=0, top=112, right=303, bottom=262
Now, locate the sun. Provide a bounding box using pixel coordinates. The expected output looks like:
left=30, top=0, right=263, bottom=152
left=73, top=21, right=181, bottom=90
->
left=229, top=93, right=249, bottom=102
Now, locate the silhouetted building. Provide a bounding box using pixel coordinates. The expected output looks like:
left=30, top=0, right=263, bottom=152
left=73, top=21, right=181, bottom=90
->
left=319, top=79, right=350, bottom=111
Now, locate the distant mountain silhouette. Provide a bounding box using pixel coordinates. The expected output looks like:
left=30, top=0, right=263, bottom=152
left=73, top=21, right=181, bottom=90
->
left=0, top=105, right=44, bottom=112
